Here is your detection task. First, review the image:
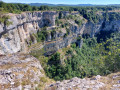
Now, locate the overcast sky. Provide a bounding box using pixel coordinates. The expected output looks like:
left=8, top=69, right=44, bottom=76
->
left=2, top=0, right=120, bottom=5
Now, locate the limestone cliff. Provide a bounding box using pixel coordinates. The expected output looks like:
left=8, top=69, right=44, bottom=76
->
left=0, top=11, right=57, bottom=54
left=0, top=11, right=120, bottom=55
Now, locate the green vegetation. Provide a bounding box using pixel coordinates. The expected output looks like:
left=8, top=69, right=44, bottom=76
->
left=105, top=12, right=120, bottom=21
left=36, top=27, right=57, bottom=42
left=0, top=9, right=12, bottom=26
left=0, top=1, right=38, bottom=13
left=0, top=15, right=12, bottom=26
left=44, top=31, right=120, bottom=80
left=75, top=19, right=82, bottom=26
left=32, top=31, right=120, bottom=81
left=37, top=30, right=48, bottom=42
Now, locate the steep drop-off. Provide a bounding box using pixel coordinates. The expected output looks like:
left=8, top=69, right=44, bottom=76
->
left=1, top=11, right=120, bottom=55
left=0, top=11, right=56, bottom=54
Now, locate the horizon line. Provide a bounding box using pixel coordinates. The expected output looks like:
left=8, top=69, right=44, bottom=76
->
left=2, top=2, right=120, bottom=5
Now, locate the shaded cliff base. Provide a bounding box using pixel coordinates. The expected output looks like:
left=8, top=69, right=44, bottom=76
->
left=46, top=72, right=120, bottom=90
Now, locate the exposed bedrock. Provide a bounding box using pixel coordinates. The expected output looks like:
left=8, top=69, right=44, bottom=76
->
left=0, top=54, right=44, bottom=90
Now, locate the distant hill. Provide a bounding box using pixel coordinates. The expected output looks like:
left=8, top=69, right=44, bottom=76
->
left=29, top=3, right=120, bottom=7
left=109, top=4, right=120, bottom=6
left=5, top=2, right=120, bottom=7
left=29, top=3, right=94, bottom=7
left=29, top=3, right=55, bottom=6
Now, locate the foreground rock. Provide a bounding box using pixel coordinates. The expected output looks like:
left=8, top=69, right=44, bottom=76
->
left=46, top=73, right=120, bottom=90
left=0, top=54, right=44, bottom=90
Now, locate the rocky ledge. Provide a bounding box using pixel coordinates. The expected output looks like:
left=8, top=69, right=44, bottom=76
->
left=0, top=54, right=44, bottom=90
left=46, top=72, right=120, bottom=90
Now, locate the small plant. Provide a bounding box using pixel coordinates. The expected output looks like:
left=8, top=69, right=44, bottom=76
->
left=71, top=43, right=76, bottom=48
left=75, top=19, right=82, bottom=26
left=66, top=49, right=73, bottom=55
left=0, top=14, right=12, bottom=26
left=77, top=36, right=82, bottom=41
left=37, top=29, right=48, bottom=42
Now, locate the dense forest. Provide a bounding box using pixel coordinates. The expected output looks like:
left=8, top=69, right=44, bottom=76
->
left=33, top=31, right=120, bottom=81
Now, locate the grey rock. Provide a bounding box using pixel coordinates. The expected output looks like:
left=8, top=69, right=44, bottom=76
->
left=0, top=54, right=44, bottom=90
left=113, top=84, right=120, bottom=87
left=46, top=76, right=105, bottom=90
left=0, top=11, right=57, bottom=54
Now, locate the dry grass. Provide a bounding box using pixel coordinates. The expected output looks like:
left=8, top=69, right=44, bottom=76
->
left=0, top=63, right=25, bottom=69
left=14, top=81, right=21, bottom=87
left=21, top=79, right=30, bottom=86
left=37, top=76, right=55, bottom=90
left=2, top=83, right=11, bottom=89
left=45, top=86, right=57, bottom=90
left=0, top=85, right=2, bottom=89
left=95, top=72, right=120, bottom=90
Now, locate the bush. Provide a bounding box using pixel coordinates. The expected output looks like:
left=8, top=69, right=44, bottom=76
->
left=75, top=19, right=82, bottom=26
left=71, top=43, right=76, bottom=48
left=0, top=15, right=12, bottom=26
left=37, top=30, right=48, bottom=42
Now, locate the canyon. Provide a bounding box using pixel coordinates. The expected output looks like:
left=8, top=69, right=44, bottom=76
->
left=0, top=11, right=120, bottom=55
left=1, top=10, right=120, bottom=90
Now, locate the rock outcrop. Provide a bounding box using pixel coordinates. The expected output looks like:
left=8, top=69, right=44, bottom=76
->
left=0, top=54, right=44, bottom=90
left=46, top=72, right=120, bottom=90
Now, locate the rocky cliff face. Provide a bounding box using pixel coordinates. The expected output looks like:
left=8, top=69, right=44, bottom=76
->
left=1, top=11, right=120, bottom=55
left=83, top=13, right=120, bottom=37
left=0, top=11, right=57, bottom=54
